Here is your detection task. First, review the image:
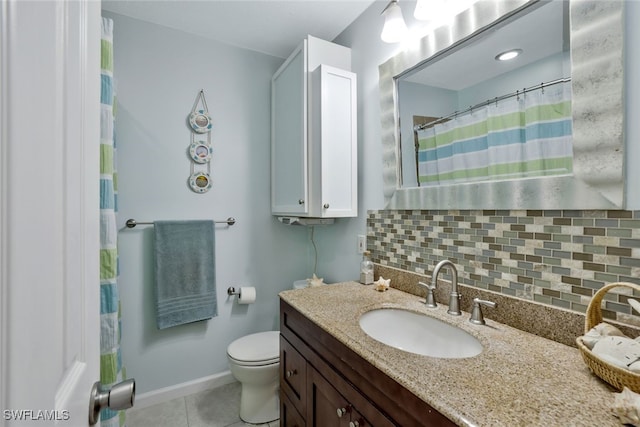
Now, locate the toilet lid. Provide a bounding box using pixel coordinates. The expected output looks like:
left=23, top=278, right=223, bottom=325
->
left=227, top=331, right=280, bottom=364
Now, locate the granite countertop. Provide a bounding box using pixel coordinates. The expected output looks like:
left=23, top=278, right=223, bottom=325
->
left=279, top=281, right=622, bottom=427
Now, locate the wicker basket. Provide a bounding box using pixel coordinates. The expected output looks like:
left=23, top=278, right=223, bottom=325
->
left=576, top=282, right=640, bottom=393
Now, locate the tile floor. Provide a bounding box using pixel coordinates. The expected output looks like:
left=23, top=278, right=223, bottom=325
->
left=125, top=382, right=279, bottom=427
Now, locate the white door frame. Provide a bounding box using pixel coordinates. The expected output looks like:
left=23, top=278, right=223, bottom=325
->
left=0, top=0, right=101, bottom=425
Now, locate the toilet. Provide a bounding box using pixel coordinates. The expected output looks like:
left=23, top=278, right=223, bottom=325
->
left=227, top=330, right=280, bottom=424
left=227, top=281, right=308, bottom=423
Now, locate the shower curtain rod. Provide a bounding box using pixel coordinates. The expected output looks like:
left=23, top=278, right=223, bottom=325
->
left=414, top=76, right=572, bottom=132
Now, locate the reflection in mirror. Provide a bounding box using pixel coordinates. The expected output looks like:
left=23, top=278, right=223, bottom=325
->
left=380, top=0, right=625, bottom=209
left=398, top=1, right=570, bottom=188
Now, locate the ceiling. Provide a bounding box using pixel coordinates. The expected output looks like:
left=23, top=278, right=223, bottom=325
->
left=101, top=0, right=378, bottom=59
left=101, top=1, right=566, bottom=89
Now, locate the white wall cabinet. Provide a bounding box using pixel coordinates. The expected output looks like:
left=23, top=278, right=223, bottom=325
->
left=271, top=35, right=357, bottom=218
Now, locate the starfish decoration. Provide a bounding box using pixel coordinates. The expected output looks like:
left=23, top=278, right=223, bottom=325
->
left=307, top=273, right=325, bottom=287
left=373, top=276, right=391, bottom=292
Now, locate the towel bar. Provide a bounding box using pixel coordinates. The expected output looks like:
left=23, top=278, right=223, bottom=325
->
left=125, top=218, right=236, bottom=228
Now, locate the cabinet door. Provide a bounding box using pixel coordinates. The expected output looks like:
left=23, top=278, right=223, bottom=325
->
left=307, top=366, right=351, bottom=427
left=281, top=336, right=307, bottom=417
left=272, top=42, right=308, bottom=215
left=310, top=65, right=357, bottom=217
left=349, top=408, right=369, bottom=427
left=281, top=390, right=306, bottom=427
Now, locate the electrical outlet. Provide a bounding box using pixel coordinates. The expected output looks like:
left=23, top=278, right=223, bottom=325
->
left=357, top=235, right=366, bottom=254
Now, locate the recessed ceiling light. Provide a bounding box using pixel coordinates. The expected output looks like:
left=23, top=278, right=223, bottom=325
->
left=495, top=49, right=523, bottom=61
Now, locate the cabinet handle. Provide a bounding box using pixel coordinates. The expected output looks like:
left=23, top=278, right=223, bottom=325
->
left=337, top=407, right=347, bottom=418
left=286, top=369, right=297, bottom=378
left=349, top=421, right=362, bottom=427
left=298, top=199, right=305, bottom=205
left=323, top=203, right=330, bottom=209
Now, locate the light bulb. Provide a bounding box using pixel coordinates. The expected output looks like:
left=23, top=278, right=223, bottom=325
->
left=495, top=49, right=523, bottom=61
left=381, top=1, right=409, bottom=43
left=414, top=0, right=430, bottom=21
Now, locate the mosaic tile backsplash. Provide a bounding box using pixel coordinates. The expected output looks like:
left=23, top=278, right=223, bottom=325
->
left=367, top=210, right=640, bottom=325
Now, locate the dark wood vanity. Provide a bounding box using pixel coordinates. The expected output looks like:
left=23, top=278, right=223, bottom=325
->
left=279, top=299, right=455, bottom=426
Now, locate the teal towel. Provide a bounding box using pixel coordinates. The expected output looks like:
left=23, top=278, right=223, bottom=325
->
left=154, top=220, right=217, bottom=329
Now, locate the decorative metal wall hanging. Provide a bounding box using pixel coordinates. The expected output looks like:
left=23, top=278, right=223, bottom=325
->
left=189, top=171, right=212, bottom=193
left=188, top=90, right=213, bottom=193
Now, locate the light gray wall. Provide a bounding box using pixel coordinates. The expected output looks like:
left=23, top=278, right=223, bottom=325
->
left=314, top=0, right=402, bottom=282
left=106, top=0, right=640, bottom=395
left=105, top=12, right=312, bottom=393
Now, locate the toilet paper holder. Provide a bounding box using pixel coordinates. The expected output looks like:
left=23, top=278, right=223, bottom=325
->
left=227, top=286, right=256, bottom=304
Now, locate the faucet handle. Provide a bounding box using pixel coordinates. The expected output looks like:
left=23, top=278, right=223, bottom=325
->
left=469, top=298, right=497, bottom=325
left=418, top=281, right=437, bottom=308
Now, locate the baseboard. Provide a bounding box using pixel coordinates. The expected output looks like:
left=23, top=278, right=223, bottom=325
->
left=132, top=371, right=237, bottom=410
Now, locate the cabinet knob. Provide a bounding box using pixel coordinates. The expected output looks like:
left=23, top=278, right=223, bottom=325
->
left=337, top=407, right=347, bottom=418
left=286, top=369, right=297, bottom=378
left=323, top=203, right=330, bottom=209
left=349, top=421, right=362, bottom=427
left=298, top=199, right=305, bottom=205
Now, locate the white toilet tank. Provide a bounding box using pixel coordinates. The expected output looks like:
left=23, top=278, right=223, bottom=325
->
left=293, top=279, right=308, bottom=290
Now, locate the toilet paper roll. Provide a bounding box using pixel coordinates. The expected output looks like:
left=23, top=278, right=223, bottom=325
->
left=237, top=287, right=256, bottom=304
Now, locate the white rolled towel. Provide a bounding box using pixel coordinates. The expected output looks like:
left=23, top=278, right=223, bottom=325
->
left=582, top=322, right=626, bottom=350
left=593, top=336, right=640, bottom=373
left=613, top=387, right=640, bottom=427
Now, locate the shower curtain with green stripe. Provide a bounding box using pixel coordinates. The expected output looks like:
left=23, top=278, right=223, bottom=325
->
left=416, top=83, right=573, bottom=186
left=100, top=17, right=126, bottom=427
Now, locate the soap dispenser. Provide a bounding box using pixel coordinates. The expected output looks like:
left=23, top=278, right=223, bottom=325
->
left=360, top=251, right=374, bottom=285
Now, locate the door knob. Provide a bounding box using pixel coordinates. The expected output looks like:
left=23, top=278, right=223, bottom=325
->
left=88, top=378, right=136, bottom=425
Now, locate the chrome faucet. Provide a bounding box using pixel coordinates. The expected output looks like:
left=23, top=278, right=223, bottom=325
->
left=432, top=260, right=461, bottom=316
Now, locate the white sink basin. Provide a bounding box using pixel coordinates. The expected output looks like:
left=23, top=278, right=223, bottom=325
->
left=359, top=308, right=483, bottom=358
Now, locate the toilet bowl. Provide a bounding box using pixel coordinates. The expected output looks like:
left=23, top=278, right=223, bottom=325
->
left=227, top=330, right=280, bottom=424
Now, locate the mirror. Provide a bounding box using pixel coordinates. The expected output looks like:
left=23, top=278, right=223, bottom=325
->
left=398, top=1, right=570, bottom=188
left=379, top=0, right=625, bottom=209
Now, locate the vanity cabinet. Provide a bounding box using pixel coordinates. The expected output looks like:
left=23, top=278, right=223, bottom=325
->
left=271, top=35, right=357, bottom=218
left=280, top=334, right=390, bottom=427
left=280, top=299, right=456, bottom=427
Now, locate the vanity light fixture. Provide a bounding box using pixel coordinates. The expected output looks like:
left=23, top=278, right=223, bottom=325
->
left=413, top=0, right=430, bottom=21
left=495, top=49, right=523, bottom=61
left=415, top=0, right=479, bottom=23
left=381, top=0, right=409, bottom=43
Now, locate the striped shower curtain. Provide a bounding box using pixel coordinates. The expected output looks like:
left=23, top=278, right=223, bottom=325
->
left=100, top=17, right=126, bottom=427
left=416, top=83, right=572, bottom=186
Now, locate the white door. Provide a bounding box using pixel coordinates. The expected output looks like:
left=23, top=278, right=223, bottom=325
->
left=1, top=1, right=102, bottom=425
left=316, top=65, right=358, bottom=218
